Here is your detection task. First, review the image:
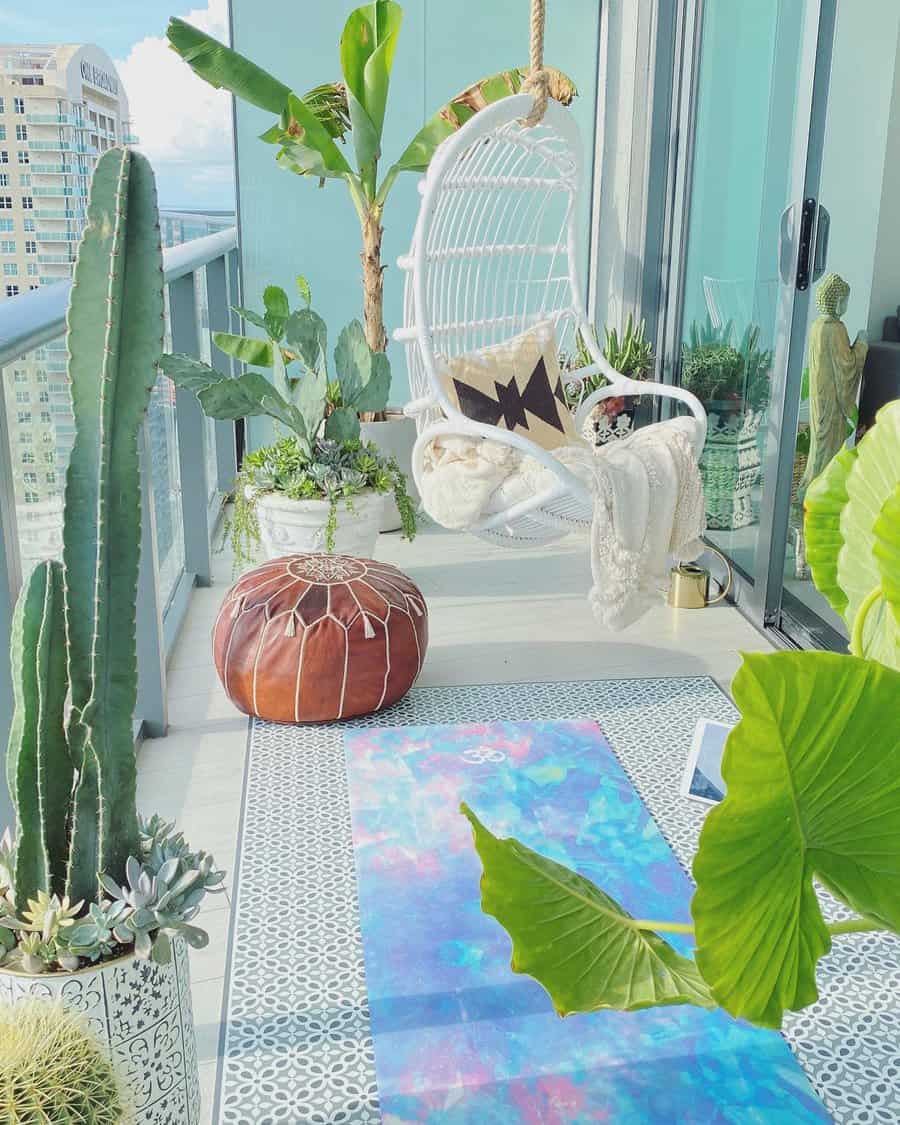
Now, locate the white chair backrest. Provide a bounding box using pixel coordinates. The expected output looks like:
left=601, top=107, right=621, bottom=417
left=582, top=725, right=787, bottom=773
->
left=401, top=95, right=589, bottom=429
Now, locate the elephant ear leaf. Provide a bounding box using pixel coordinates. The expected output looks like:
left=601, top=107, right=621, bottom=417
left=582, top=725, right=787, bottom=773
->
left=804, top=445, right=857, bottom=620
left=692, top=650, right=900, bottom=1029
left=461, top=804, right=713, bottom=1016
left=340, top=1, right=403, bottom=174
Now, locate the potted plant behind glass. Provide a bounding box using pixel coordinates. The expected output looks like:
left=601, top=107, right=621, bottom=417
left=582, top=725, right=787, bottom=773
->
left=166, top=2, right=575, bottom=516
left=0, top=148, right=224, bottom=1125
left=680, top=318, right=772, bottom=530
left=564, top=314, right=655, bottom=445
left=160, top=279, right=416, bottom=567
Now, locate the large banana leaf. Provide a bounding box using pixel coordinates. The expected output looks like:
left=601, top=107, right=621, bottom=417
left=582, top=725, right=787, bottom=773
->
left=461, top=804, right=713, bottom=1016
left=167, top=18, right=291, bottom=115
left=692, top=650, right=900, bottom=1029
left=267, top=94, right=353, bottom=181
left=340, top=1, right=403, bottom=182
left=390, top=66, right=577, bottom=178
left=212, top=331, right=274, bottom=368
left=804, top=400, right=900, bottom=666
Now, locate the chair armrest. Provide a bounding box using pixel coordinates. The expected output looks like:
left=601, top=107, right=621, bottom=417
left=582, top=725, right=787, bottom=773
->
left=574, top=379, right=708, bottom=456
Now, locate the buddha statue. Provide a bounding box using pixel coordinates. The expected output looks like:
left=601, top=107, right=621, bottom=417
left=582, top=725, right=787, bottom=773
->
left=799, top=273, right=867, bottom=492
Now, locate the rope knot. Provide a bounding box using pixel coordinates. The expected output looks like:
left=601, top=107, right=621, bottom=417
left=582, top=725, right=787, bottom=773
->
left=521, top=67, right=551, bottom=128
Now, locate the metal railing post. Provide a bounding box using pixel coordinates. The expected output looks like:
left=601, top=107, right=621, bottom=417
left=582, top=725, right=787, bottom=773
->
left=206, top=255, right=238, bottom=491
left=168, top=271, right=212, bottom=588
left=135, top=420, right=167, bottom=739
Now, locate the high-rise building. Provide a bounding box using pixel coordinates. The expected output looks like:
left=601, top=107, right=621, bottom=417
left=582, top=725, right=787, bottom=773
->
left=0, top=43, right=135, bottom=563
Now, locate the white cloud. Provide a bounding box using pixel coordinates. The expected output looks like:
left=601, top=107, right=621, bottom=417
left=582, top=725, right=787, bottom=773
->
left=115, top=0, right=235, bottom=208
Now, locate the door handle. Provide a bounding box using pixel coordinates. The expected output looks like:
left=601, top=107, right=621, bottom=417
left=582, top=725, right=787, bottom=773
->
left=779, top=204, right=796, bottom=285
left=812, top=204, right=830, bottom=281
left=795, top=197, right=816, bottom=291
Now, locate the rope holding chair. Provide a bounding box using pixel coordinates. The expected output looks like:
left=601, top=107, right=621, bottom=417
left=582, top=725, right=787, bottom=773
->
left=395, top=5, right=707, bottom=549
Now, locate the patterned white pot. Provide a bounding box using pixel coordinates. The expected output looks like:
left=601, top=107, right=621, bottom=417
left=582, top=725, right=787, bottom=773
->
left=255, top=490, right=381, bottom=560
left=0, top=939, right=199, bottom=1124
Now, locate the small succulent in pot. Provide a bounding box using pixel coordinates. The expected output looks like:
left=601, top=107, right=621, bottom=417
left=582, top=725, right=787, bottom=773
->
left=681, top=318, right=772, bottom=419
left=159, top=277, right=417, bottom=569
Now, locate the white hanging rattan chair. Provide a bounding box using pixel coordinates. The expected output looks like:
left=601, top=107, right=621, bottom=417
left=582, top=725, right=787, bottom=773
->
left=395, top=93, right=707, bottom=549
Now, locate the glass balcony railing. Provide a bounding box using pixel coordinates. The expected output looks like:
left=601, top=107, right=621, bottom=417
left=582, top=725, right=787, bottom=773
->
left=36, top=231, right=81, bottom=242
left=32, top=186, right=87, bottom=197
left=0, top=227, right=239, bottom=758
left=37, top=254, right=75, bottom=264
left=26, top=113, right=82, bottom=126
left=31, top=163, right=89, bottom=175
left=122, top=132, right=140, bottom=145
left=28, top=140, right=73, bottom=151
left=34, top=209, right=85, bottom=220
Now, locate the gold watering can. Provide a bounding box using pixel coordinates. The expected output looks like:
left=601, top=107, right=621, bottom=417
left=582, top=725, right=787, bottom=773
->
left=668, top=547, right=733, bottom=609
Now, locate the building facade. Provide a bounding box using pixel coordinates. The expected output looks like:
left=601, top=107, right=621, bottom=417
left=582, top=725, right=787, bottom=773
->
left=0, top=43, right=135, bottom=562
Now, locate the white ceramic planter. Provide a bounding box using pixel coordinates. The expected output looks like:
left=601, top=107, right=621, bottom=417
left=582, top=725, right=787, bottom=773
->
left=255, top=489, right=382, bottom=559
left=360, top=414, right=418, bottom=532
left=0, top=938, right=199, bottom=1124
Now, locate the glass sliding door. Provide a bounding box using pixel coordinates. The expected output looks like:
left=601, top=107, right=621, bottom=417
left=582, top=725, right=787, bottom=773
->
left=674, top=0, right=823, bottom=596
left=776, top=0, right=900, bottom=648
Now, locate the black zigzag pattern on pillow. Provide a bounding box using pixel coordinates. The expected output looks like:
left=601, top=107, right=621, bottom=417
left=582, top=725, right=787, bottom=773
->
left=453, top=356, right=567, bottom=433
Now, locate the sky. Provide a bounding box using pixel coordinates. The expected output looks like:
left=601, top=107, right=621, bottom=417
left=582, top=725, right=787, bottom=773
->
left=0, top=0, right=236, bottom=209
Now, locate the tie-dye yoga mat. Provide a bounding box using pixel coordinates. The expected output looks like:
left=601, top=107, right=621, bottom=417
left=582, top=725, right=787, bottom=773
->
left=344, top=719, right=829, bottom=1124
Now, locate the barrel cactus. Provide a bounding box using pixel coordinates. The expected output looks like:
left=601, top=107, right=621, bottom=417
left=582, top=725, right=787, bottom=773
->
left=0, top=1000, right=126, bottom=1123
left=1, top=147, right=224, bottom=973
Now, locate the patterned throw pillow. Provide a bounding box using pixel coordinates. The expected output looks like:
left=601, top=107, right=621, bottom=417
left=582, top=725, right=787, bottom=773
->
left=437, top=320, right=579, bottom=451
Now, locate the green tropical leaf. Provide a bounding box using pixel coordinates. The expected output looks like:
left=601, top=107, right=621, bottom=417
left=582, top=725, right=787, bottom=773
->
left=692, top=650, right=900, bottom=1029
left=212, top=331, right=273, bottom=367
left=284, top=308, right=328, bottom=374
left=875, top=488, right=900, bottom=622
left=230, top=305, right=269, bottom=333
left=263, top=285, right=289, bottom=340
left=158, top=353, right=228, bottom=393
left=291, top=364, right=328, bottom=443
left=841, top=402, right=900, bottom=647
left=324, top=405, right=361, bottom=442
left=296, top=274, right=312, bottom=307
left=354, top=349, right=391, bottom=413
left=333, top=319, right=370, bottom=403
left=461, top=804, right=713, bottom=1016
left=852, top=484, right=900, bottom=670
left=166, top=18, right=291, bottom=115
left=340, top=1, right=403, bottom=179
left=272, top=94, right=353, bottom=181
left=804, top=445, right=857, bottom=620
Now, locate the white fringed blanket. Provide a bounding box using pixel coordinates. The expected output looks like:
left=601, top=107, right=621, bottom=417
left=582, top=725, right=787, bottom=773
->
left=420, top=418, right=706, bottom=630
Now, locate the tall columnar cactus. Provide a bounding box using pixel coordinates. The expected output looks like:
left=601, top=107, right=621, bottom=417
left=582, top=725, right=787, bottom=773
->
left=6, top=147, right=165, bottom=909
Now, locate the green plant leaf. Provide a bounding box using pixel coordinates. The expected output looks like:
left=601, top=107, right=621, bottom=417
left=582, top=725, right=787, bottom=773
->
left=333, top=319, right=370, bottom=404
left=284, top=308, right=328, bottom=374
left=461, top=804, right=713, bottom=1016
left=273, top=94, right=353, bottom=180
left=340, top=1, right=403, bottom=179
left=263, top=285, right=289, bottom=340
left=159, top=354, right=309, bottom=444
left=840, top=402, right=900, bottom=647
left=167, top=18, right=291, bottom=115
left=291, top=364, right=328, bottom=442
left=231, top=305, right=269, bottom=333
left=804, top=445, right=857, bottom=620
left=354, top=349, right=391, bottom=412
left=296, top=275, right=312, bottom=307
left=875, top=488, right=900, bottom=622
left=692, top=650, right=900, bottom=1029
left=324, top=405, right=361, bottom=442
left=212, top=331, right=274, bottom=367
left=854, top=485, right=900, bottom=670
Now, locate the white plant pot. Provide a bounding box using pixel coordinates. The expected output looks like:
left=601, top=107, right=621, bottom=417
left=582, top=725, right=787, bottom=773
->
left=360, top=414, right=418, bottom=532
left=0, top=938, right=200, bottom=1124
left=255, top=489, right=382, bottom=559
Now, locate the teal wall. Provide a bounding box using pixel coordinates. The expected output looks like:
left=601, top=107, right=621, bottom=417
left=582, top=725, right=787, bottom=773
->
left=230, top=0, right=600, bottom=445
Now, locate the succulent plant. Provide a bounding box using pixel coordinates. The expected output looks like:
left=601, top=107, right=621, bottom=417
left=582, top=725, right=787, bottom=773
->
left=681, top=317, right=772, bottom=413
left=0, top=1000, right=126, bottom=1124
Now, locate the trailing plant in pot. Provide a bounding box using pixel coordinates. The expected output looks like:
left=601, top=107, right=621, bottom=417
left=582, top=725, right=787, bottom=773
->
left=0, top=147, right=223, bottom=1125
left=461, top=399, right=900, bottom=1032
left=160, top=280, right=416, bottom=566
left=564, top=314, right=655, bottom=444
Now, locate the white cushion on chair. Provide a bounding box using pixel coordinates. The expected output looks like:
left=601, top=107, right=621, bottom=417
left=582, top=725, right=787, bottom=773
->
left=436, top=320, right=579, bottom=452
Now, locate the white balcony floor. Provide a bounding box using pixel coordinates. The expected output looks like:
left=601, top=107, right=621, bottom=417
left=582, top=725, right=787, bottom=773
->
left=135, top=519, right=773, bottom=1122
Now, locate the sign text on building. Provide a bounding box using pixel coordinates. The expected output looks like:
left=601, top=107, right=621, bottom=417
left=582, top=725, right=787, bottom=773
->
left=80, top=60, right=118, bottom=96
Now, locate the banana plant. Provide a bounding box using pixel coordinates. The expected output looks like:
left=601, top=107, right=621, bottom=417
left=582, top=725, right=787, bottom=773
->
left=159, top=278, right=390, bottom=451
left=462, top=400, right=900, bottom=1031
left=166, top=2, right=576, bottom=380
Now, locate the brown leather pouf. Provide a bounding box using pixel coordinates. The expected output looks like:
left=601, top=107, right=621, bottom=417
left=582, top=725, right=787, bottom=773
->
left=213, top=555, right=428, bottom=723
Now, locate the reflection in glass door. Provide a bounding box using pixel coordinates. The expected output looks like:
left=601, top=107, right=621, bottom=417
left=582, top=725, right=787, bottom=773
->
left=674, top=0, right=822, bottom=596
left=777, top=0, right=900, bottom=648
